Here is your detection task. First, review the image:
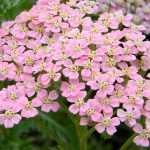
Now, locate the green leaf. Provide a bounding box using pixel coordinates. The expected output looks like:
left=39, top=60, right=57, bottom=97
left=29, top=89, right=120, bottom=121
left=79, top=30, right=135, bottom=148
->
left=0, top=0, right=36, bottom=23
left=39, top=112, right=80, bottom=150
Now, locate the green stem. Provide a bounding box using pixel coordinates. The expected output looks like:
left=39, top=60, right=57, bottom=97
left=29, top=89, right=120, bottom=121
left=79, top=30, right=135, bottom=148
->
left=60, top=98, right=95, bottom=150
left=120, top=133, right=136, bottom=150
left=60, top=100, right=86, bottom=150
left=75, top=122, right=87, bottom=150
left=85, top=127, right=95, bottom=140
left=80, top=136, right=87, bottom=150
left=80, top=128, right=95, bottom=150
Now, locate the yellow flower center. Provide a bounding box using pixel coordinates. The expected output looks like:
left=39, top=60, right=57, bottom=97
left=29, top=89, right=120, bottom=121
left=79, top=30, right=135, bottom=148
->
left=5, top=110, right=14, bottom=117
left=43, top=98, right=52, bottom=104
left=34, top=82, right=41, bottom=92
left=25, top=101, right=32, bottom=109
left=70, top=65, right=79, bottom=72
left=48, top=70, right=56, bottom=79
left=115, top=89, right=122, bottom=97
left=106, top=57, right=116, bottom=67
left=74, top=45, right=82, bottom=51
left=99, top=82, right=108, bottom=90
left=25, top=57, right=34, bottom=65
left=0, top=67, right=8, bottom=75
left=86, top=108, right=95, bottom=116
left=9, top=93, right=17, bottom=100
left=102, top=118, right=111, bottom=127
left=126, top=113, right=133, bottom=120
left=75, top=99, right=84, bottom=107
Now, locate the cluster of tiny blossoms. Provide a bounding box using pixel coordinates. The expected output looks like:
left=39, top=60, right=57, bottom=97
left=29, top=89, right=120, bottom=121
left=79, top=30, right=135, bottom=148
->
left=0, top=0, right=150, bottom=147
left=99, top=0, right=150, bottom=34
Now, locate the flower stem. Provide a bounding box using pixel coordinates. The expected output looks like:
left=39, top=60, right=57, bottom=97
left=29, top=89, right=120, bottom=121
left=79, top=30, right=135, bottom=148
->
left=60, top=98, right=95, bottom=150
left=120, top=133, right=136, bottom=150
left=74, top=119, right=87, bottom=150
left=78, top=126, right=95, bottom=150
left=85, top=127, right=95, bottom=140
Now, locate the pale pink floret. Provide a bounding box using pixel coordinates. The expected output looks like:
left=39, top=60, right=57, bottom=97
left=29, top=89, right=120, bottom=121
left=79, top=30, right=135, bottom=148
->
left=20, top=98, right=38, bottom=118
left=39, top=61, right=61, bottom=86
left=0, top=110, right=22, bottom=128
left=2, top=85, right=26, bottom=111
left=133, top=124, right=150, bottom=147
left=61, top=80, right=85, bottom=98
left=2, top=44, right=25, bottom=63
left=63, top=59, right=80, bottom=79
left=117, top=107, right=141, bottom=127
left=95, top=114, right=120, bottom=135
left=119, top=62, right=139, bottom=80
left=32, top=89, right=60, bottom=112
left=10, top=24, right=29, bottom=39
left=95, top=95, right=120, bottom=114
left=80, top=99, right=101, bottom=122
left=87, top=74, right=114, bottom=98
left=68, top=91, right=86, bottom=114
left=22, top=76, right=41, bottom=97
left=0, top=62, right=16, bottom=80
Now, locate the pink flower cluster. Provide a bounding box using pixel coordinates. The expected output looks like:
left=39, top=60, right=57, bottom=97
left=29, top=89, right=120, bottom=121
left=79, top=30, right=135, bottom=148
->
left=99, top=0, right=150, bottom=34
left=0, top=0, right=150, bottom=147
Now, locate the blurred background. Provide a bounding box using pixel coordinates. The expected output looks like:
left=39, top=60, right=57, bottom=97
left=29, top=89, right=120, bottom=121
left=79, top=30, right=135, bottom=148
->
left=0, top=0, right=150, bottom=150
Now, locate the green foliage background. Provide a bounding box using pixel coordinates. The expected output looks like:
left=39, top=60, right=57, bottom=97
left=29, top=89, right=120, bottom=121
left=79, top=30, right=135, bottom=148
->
left=0, top=0, right=150, bottom=150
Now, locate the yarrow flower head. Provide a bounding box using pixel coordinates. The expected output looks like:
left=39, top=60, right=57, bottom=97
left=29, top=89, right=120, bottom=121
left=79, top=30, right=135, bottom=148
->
left=0, top=0, right=150, bottom=148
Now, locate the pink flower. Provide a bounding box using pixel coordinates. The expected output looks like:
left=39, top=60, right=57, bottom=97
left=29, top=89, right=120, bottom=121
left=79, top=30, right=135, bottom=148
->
left=95, top=95, right=120, bottom=114
left=125, top=79, right=145, bottom=97
left=87, top=74, right=114, bottom=98
left=2, top=85, right=26, bottom=111
left=39, top=61, right=61, bottom=86
left=0, top=110, right=21, bottom=128
left=119, top=62, right=139, bottom=80
left=106, top=68, right=124, bottom=83
left=110, top=84, right=127, bottom=103
left=80, top=99, right=101, bottom=122
left=32, top=90, right=60, bottom=112
left=61, top=80, right=85, bottom=98
left=0, top=62, right=10, bottom=80
left=95, top=114, right=120, bottom=135
left=75, top=58, right=101, bottom=80
left=22, top=76, right=41, bottom=97
left=10, top=24, right=29, bottom=39
left=21, top=98, right=38, bottom=118
left=99, top=12, right=119, bottom=29
left=45, top=16, right=68, bottom=33
left=133, top=124, right=150, bottom=147
left=63, top=59, right=80, bottom=79
left=116, top=11, right=132, bottom=27
left=33, top=59, right=46, bottom=73
left=59, top=4, right=72, bottom=21
left=123, top=96, right=144, bottom=110
left=117, top=107, right=141, bottom=127
left=65, top=40, right=88, bottom=59
left=68, top=91, right=86, bottom=114
left=68, top=10, right=83, bottom=27
left=2, top=44, right=25, bottom=63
